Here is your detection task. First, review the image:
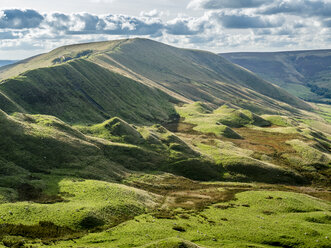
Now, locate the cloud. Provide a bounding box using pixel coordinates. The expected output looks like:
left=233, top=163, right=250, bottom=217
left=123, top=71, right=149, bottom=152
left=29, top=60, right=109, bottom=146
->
left=45, top=11, right=209, bottom=36
left=0, top=9, right=44, bottom=29
left=259, top=0, right=331, bottom=17
left=0, top=9, right=210, bottom=38
left=43, top=12, right=165, bottom=36
left=188, top=0, right=270, bottom=9
left=166, top=15, right=210, bottom=35
left=0, top=5, right=330, bottom=60
left=213, top=12, right=283, bottom=28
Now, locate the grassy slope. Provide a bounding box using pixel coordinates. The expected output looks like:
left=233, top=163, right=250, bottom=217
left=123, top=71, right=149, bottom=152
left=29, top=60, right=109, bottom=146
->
left=97, top=38, right=311, bottom=113
left=0, top=105, right=330, bottom=247
left=0, top=40, right=127, bottom=80
left=0, top=59, right=176, bottom=125
left=0, top=108, right=224, bottom=198
left=0, top=98, right=323, bottom=189
left=0, top=178, right=158, bottom=229
left=172, top=102, right=331, bottom=185
left=0, top=109, right=126, bottom=189
left=221, top=50, right=331, bottom=103
left=0, top=38, right=312, bottom=118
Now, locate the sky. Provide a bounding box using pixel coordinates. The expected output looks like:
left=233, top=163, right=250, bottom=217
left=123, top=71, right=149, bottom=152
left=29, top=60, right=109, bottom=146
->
left=0, top=0, right=331, bottom=59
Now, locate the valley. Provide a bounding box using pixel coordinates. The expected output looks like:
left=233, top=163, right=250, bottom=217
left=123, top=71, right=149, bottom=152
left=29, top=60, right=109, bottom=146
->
left=0, top=39, right=330, bottom=248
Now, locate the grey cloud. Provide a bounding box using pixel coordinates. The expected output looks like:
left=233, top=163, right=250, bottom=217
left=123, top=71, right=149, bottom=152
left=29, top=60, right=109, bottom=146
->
left=260, top=0, right=331, bottom=17
left=45, top=12, right=165, bottom=36
left=166, top=18, right=208, bottom=35
left=102, top=15, right=164, bottom=35
left=213, top=12, right=283, bottom=29
left=46, top=13, right=72, bottom=32
left=166, top=20, right=196, bottom=35
left=47, top=12, right=203, bottom=36
left=74, top=13, right=107, bottom=32
left=0, top=9, right=208, bottom=38
left=189, top=0, right=271, bottom=9
left=0, top=9, right=44, bottom=29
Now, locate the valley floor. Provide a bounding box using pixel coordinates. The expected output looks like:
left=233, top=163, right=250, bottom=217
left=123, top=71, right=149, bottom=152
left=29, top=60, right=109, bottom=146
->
left=0, top=175, right=330, bottom=248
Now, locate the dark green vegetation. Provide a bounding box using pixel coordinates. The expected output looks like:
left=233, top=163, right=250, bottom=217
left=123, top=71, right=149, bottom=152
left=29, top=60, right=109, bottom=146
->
left=221, top=50, right=331, bottom=104
left=0, top=39, right=330, bottom=247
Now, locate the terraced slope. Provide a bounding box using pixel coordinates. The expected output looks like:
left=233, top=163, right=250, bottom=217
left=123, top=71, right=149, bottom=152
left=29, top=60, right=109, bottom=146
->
left=221, top=50, right=331, bottom=104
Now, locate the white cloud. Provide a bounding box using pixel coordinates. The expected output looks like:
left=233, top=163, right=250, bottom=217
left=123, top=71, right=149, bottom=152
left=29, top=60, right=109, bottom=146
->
left=0, top=2, right=330, bottom=59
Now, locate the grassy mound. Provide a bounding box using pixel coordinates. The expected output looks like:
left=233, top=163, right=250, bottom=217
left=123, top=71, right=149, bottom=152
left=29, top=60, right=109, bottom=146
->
left=175, top=103, right=243, bottom=139
left=262, top=115, right=292, bottom=127
left=285, top=139, right=331, bottom=170
left=214, top=105, right=270, bottom=128
left=77, top=117, right=144, bottom=144
left=195, top=140, right=304, bottom=184
left=0, top=178, right=158, bottom=231
left=176, top=103, right=270, bottom=139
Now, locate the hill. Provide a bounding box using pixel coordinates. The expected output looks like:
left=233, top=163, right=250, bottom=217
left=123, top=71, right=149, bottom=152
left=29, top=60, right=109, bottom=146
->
left=220, top=50, right=331, bottom=104
left=0, top=59, right=177, bottom=124
left=0, top=39, right=312, bottom=125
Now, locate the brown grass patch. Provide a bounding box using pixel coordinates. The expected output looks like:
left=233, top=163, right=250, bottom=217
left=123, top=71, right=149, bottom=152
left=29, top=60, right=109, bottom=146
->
left=227, top=127, right=303, bottom=155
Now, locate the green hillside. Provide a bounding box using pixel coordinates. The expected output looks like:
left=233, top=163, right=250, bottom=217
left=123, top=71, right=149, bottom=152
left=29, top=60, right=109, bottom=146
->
left=221, top=50, right=331, bottom=104
left=0, top=107, right=330, bottom=247
left=0, top=59, right=176, bottom=124
left=93, top=38, right=312, bottom=113
left=0, top=39, right=312, bottom=118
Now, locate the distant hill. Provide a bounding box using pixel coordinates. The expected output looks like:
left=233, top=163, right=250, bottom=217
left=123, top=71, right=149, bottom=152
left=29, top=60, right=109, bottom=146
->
left=0, top=39, right=312, bottom=125
left=220, top=50, right=331, bottom=104
left=0, top=60, right=17, bottom=67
